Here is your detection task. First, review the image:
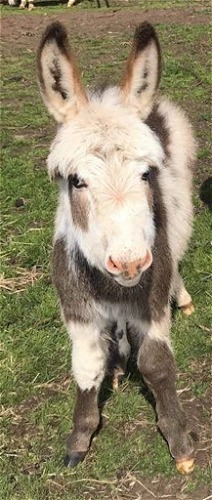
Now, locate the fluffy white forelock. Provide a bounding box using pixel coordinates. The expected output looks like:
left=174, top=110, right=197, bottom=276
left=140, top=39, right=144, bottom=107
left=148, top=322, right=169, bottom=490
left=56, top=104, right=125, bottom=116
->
left=47, top=90, right=165, bottom=178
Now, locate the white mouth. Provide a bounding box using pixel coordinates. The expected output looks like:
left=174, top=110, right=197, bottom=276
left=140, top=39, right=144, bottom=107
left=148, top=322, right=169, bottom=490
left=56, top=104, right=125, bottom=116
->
left=114, top=274, right=142, bottom=288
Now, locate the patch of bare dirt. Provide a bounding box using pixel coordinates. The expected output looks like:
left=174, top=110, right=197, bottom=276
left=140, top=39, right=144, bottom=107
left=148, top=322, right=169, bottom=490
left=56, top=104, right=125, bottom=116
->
left=0, top=266, right=43, bottom=293
left=1, top=7, right=210, bottom=52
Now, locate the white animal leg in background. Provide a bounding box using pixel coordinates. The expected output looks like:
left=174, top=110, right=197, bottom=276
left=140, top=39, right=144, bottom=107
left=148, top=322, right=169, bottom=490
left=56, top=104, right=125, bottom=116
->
left=67, top=0, right=76, bottom=7
left=65, top=321, right=109, bottom=467
left=28, top=0, right=35, bottom=10
left=19, top=0, right=27, bottom=8
left=174, top=270, right=194, bottom=316
left=8, top=0, right=18, bottom=6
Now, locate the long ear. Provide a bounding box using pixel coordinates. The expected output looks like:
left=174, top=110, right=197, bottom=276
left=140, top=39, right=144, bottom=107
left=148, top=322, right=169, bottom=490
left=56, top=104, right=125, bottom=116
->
left=121, top=22, right=161, bottom=119
left=37, top=22, right=88, bottom=123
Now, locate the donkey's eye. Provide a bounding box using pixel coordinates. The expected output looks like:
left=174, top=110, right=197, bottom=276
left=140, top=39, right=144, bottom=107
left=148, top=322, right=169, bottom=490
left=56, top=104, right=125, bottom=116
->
left=68, top=174, right=87, bottom=189
left=141, top=171, right=150, bottom=181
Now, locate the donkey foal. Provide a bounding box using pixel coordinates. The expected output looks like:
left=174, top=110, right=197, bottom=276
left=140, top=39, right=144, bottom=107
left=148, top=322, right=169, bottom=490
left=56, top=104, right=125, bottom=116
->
left=37, top=22, right=196, bottom=473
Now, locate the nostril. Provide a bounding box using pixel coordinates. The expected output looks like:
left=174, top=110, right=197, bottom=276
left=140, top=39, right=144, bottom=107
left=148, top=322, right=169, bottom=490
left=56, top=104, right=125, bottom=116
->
left=106, top=256, right=122, bottom=274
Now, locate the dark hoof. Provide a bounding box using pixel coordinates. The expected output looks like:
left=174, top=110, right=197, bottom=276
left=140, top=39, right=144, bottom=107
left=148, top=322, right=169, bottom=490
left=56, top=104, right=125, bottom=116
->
left=64, top=451, right=87, bottom=468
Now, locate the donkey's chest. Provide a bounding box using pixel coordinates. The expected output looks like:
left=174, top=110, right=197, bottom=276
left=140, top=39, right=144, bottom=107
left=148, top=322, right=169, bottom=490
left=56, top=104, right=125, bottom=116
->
left=93, top=300, right=150, bottom=337
left=87, top=271, right=152, bottom=323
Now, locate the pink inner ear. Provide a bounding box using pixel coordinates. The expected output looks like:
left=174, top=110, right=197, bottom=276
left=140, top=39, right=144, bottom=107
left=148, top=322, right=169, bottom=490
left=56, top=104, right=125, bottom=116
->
left=120, top=27, right=160, bottom=113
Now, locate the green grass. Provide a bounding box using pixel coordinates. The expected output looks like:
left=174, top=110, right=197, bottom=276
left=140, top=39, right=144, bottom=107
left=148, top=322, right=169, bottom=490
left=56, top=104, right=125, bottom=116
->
left=1, top=4, right=212, bottom=500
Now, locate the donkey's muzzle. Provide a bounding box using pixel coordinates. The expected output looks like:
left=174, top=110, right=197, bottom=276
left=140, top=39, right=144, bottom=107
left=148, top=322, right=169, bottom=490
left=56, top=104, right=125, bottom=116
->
left=106, top=251, right=152, bottom=280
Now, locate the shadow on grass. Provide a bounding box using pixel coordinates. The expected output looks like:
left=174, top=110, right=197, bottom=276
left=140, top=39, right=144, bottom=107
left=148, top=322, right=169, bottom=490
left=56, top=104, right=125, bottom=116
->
left=199, top=176, right=212, bottom=211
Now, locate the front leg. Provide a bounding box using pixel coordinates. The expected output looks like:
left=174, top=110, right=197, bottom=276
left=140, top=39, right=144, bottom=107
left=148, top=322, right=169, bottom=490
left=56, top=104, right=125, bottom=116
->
left=65, top=321, right=109, bottom=467
left=136, top=311, right=195, bottom=474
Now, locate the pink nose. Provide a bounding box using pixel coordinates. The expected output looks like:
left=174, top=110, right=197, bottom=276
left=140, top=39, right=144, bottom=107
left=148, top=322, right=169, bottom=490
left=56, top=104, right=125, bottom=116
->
left=106, top=252, right=152, bottom=278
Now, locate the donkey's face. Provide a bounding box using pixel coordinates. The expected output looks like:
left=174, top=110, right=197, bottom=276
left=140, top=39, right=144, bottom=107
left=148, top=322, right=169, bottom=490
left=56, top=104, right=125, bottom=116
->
left=37, top=23, right=164, bottom=286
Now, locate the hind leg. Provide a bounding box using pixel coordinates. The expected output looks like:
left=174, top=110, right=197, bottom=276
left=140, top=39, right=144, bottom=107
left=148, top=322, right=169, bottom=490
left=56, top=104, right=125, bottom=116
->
left=174, top=271, right=194, bottom=316
left=112, top=319, right=131, bottom=390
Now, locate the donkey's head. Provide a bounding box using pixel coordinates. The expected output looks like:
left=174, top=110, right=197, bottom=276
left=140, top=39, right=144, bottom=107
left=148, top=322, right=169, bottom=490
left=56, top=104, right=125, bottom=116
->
left=37, top=22, right=164, bottom=287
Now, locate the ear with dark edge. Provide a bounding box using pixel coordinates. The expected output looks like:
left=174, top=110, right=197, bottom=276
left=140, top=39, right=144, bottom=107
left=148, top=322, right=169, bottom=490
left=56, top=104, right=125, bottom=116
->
left=121, top=22, right=161, bottom=119
left=37, top=22, right=87, bottom=123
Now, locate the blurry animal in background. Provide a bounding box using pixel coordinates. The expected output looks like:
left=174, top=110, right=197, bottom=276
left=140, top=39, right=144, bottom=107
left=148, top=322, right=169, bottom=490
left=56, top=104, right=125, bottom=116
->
left=8, top=0, right=109, bottom=9
left=8, top=0, right=35, bottom=9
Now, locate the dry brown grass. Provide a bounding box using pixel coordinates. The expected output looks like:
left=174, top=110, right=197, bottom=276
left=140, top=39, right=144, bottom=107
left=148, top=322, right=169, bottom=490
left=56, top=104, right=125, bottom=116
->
left=0, top=266, right=43, bottom=293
